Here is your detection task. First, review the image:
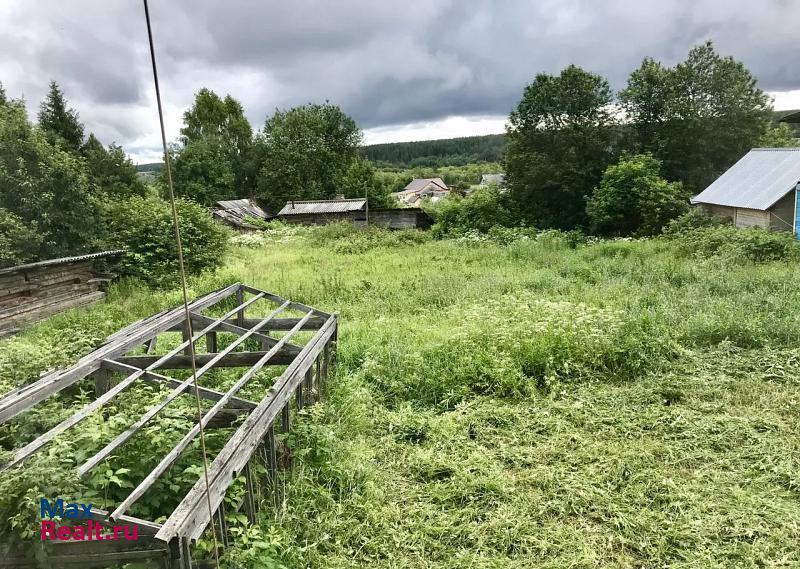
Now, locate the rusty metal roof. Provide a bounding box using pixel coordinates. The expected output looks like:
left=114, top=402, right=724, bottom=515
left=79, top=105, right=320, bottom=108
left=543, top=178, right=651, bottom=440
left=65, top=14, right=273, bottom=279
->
left=0, top=250, right=125, bottom=276
left=692, top=148, right=800, bottom=210
left=277, top=199, right=366, bottom=216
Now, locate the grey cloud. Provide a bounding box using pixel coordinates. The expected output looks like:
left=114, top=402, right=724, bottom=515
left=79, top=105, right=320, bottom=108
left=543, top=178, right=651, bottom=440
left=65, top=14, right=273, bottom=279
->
left=1, top=0, right=799, bottom=158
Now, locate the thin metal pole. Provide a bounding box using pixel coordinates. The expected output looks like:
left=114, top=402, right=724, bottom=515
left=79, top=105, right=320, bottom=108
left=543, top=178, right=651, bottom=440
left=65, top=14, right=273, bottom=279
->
left=142, top=2, right=220, bottom=567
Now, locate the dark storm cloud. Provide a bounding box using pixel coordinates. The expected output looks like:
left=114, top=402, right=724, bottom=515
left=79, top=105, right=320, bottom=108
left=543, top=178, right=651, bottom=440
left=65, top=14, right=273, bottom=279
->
left=1, top=0, right=799, bottom=158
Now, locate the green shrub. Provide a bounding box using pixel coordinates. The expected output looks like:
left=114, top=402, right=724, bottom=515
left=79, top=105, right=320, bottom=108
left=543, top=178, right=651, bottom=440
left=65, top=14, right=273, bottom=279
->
left=306, top=221, right=360, bottom=245
left=587, top=154, right=689, bottom=236
left=662, top=207, right=729, bottom=237
left=428, top=188, right=518, bottom=237
left=671, top=225, right=799, bottom=263
left=104, top=195, right=228, bottom=285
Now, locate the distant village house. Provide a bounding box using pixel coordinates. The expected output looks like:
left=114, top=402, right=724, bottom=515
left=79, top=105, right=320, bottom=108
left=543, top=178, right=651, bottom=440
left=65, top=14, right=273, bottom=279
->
left=479, top=173, right=505, bottom=186
left=394, top=178, right=449, bottom=205
left=691, top=148, right=800, bottom=233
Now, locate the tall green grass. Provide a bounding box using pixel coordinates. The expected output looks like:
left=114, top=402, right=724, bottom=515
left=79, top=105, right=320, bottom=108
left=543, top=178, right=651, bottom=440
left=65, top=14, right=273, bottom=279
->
left=1, top=225, right=799, bottom=566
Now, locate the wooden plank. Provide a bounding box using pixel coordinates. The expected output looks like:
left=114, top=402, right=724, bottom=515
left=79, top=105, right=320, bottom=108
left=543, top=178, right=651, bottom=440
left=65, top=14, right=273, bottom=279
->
left=101, top=360, right=257, bottom=410
left=0, top=283, right=240, bottom=424
left=0, top=288, right=256, bottom=470
left=173, top=315, right=328, bottom=332
left=236, top=287, right=245, bottom=328
left=205, top=331, right=217, bottom=354
left=233, top=314, right=329, bottom=330
left=111, top=310, right=311, bottom=518
left=92, top=368, right=112, bottom=397
left=76, top=299, right=286, bottom=477
left=114, top=350, right=298, bottom=369
left=190, top=313, right=282, bottom=348
left=0, top=290, right=105, bottom=321
left=155, top=315, right=337, bottom=542
left=240, top=284, right=329, bottom=317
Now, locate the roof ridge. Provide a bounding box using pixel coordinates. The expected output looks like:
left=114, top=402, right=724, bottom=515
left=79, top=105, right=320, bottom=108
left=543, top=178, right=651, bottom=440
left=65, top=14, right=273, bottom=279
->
left=287, top=198, right=365, bottom=203
left=751, top=147, right=800, bottom=151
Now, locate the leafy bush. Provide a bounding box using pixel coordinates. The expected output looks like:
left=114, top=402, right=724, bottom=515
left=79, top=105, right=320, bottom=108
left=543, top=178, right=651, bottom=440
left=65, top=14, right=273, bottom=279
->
left=671, top=225, right=799, bottom=262
left=427, top=188, right=518, bottom=237
left=587, top=154, right=688, bottom=236
left=0, top=209, right=41, bottom=268
left=662, top=207, right=729, bottom=237
left=104, top=195, right=228, bottom=285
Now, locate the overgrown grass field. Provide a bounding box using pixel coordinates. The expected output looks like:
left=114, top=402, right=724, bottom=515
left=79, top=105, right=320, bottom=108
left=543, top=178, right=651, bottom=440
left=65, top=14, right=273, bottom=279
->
left=1, top=225, right=799, bottom=567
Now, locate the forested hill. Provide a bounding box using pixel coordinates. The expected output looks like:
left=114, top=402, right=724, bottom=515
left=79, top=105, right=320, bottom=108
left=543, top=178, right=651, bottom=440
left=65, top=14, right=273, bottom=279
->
left=360, top=133, right=505, bottom=167
left=136, top=162, right=163, bottom=172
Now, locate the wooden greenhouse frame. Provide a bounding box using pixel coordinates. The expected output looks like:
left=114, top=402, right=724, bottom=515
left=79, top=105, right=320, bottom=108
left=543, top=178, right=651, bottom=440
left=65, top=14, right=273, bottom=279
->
left=0, top=283, right=338, bottom=568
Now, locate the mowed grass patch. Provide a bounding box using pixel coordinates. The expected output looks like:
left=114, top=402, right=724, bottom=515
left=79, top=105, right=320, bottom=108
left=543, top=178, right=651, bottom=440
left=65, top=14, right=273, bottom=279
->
left=265, top=347, right=800, bottom=568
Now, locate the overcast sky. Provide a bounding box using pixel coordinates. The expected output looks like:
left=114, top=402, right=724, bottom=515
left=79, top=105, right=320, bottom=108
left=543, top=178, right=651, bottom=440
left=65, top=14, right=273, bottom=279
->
left=2, top=0, right=800, bottom=162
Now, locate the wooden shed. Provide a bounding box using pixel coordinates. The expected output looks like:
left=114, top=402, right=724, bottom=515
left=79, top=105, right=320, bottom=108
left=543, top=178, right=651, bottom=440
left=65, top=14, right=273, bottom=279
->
left=0, top=250, right=122, bottom=338
left=212, top=199, right=269, bottom=232
left=692, top=148, right=800, bottom=233
left=276, top=199, right=432, bottom=229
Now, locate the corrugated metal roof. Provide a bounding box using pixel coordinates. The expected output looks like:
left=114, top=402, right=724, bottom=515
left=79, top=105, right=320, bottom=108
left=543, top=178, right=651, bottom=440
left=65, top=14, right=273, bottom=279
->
left=691, top=149, right=800, bottom=210
left=277, top=199, right=366, bottom=216
left=400, top=178, right=448, bottom=194
left=0, top=250, right=125, bottom=276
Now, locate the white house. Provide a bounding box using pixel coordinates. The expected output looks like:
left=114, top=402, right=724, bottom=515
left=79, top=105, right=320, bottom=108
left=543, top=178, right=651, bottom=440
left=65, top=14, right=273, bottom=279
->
left=394, top=178, right=449, bottom=205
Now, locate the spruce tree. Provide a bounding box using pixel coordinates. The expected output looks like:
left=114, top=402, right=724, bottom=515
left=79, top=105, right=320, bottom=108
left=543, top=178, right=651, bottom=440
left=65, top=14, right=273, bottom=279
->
left=38, top=81, right=84, bottom=152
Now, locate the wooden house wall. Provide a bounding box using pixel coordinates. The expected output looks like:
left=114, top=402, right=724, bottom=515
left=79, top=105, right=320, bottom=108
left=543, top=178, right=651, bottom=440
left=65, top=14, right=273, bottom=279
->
left=733, top=207, right=770, bottom=229
left=279, top=209, right=431, bottom=229
left=768, top=191, right=795, bottom=232
left=700, top=192, right=799, bottom=233
left=0, top=261, right=109, bottom=337
left=356, top=209, right=433, bottom=229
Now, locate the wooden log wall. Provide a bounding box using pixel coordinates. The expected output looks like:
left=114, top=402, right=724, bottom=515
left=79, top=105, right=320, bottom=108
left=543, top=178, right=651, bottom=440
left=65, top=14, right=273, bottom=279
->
left=0, top=260, right=113, bottom=338
left=278, top=208, right=432, bottom=229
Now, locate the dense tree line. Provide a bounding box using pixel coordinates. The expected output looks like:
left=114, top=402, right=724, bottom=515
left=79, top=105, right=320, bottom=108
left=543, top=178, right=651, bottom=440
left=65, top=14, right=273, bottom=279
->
left=3, top=40, right=798, bottom=268
left=0, top=82, right=225, bottom=282
left=0, top=82, right=146, bottom=265
left=168, top=93, right=396, bottom=212
left=360, top=134, right=505, bottom=167
left=504, top=42, right=799, bottom=235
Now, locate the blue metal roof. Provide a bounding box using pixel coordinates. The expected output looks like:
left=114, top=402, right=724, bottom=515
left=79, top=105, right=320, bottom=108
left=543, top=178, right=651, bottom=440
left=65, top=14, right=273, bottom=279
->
left=692, top=148, right=800, bottom=211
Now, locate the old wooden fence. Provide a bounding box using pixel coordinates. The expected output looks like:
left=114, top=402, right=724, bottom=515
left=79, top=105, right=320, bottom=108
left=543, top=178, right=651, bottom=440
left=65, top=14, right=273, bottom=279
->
left=0, top=283, right=337, bottom=568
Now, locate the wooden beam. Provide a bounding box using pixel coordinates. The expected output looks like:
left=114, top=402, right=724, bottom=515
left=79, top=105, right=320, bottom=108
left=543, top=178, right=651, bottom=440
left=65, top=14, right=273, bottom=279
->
left=169, top=316, right=329, bottom=333
left=155, top=314, right=337, bottom=542
left=101, top=360, right=257, bottom=410
left=77, top=300, right=289, bottom=477
left=0, top=283, right=240, bottom=425
left=0, top=289, right=265, bottom=472
left=114, top=349, right=298, bottom=369
left=189, top=313, right=283, bottom=348
left=111, top=311, right=312, bottom=519
left=241, top=284, right=328, bottom=317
